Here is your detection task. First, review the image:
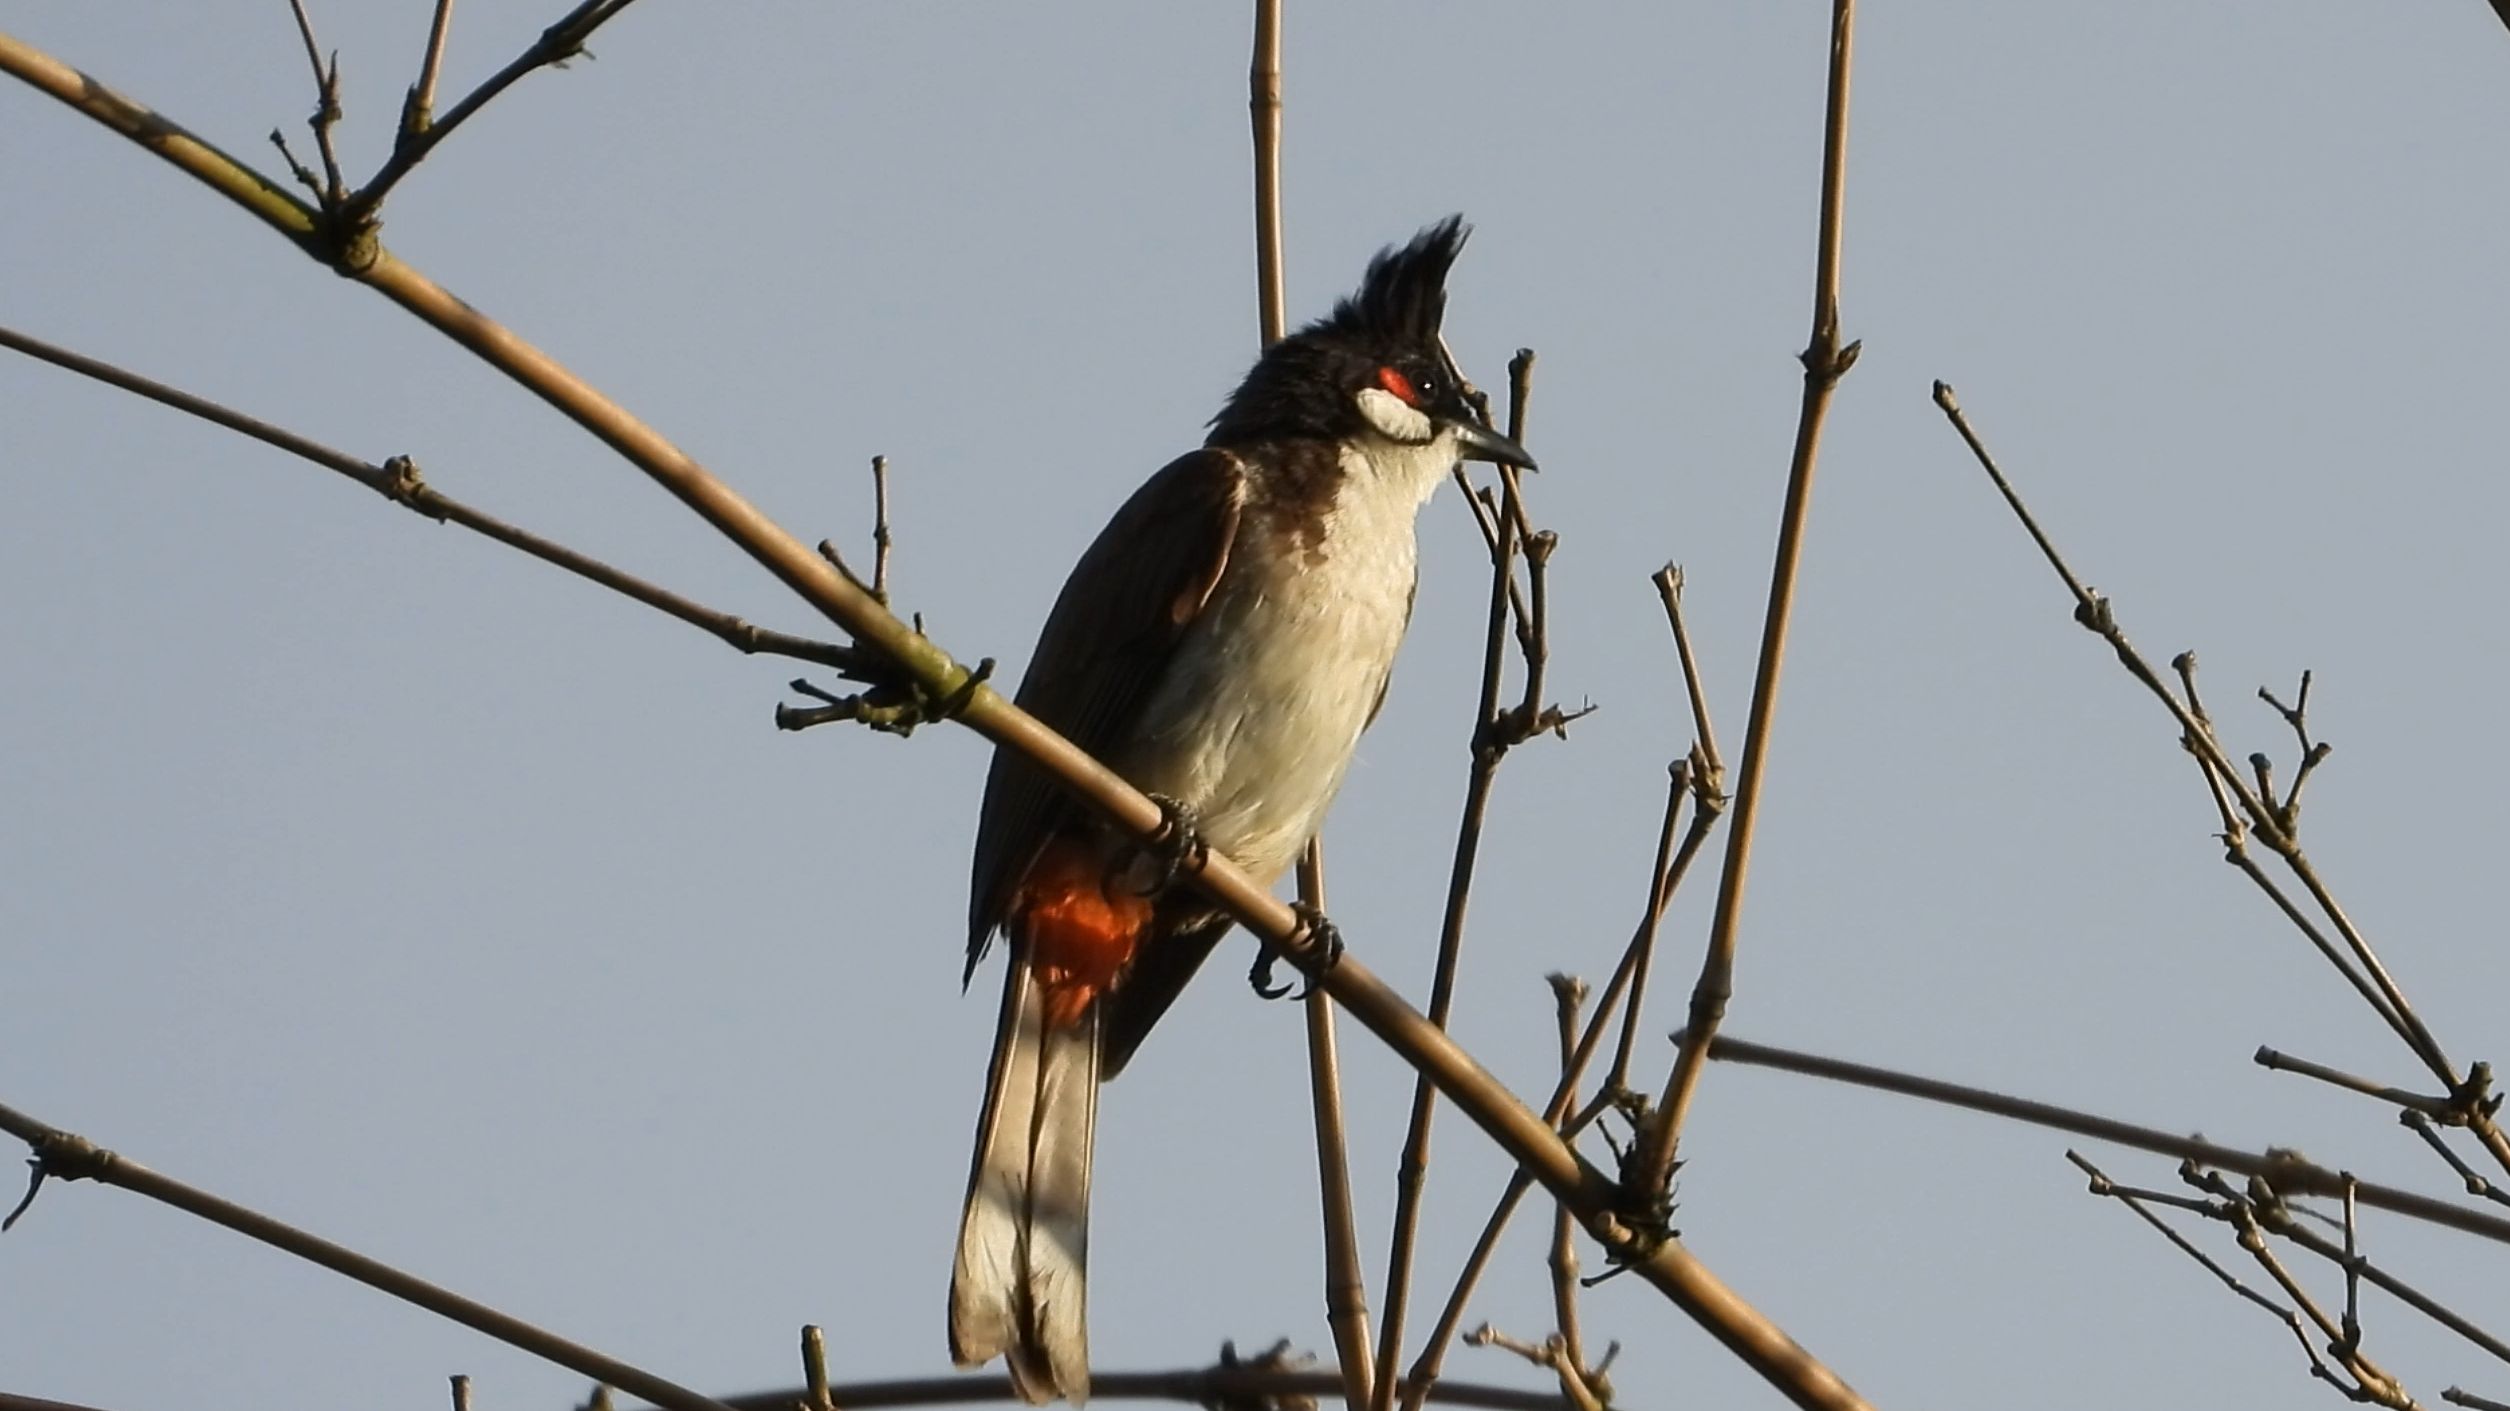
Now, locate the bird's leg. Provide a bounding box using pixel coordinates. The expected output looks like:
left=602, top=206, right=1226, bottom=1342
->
left=1109, top=794, right=1209, bottom=898
left=1248, top=901, right=1344, bottom=1001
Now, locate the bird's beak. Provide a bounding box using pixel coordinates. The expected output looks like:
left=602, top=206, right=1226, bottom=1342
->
left=1450, top=419, right=1538, bottom=471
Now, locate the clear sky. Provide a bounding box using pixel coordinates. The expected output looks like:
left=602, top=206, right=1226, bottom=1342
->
left=5, top=5, right=2509, bottom=1410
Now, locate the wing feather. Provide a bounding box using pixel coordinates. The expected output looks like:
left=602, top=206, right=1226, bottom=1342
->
left=966, top=449, right=1248, bottom=971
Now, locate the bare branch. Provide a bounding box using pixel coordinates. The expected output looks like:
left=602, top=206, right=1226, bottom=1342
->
left=1248, top=0, right=1285, bottom=348
left=1931, top=380, right=2487, bottom=1164
left=400, top=0, right=457, bottom=142
left=283, top=0, right=346, bottom=204
left=1543, top=978, right=1607, bottom=1411
left=1406, top=772, right=1698, bottom=1410
left=1653, top=565, right=1724, bottom=779
left=1373, top=464, right=1518, bottom=1411
left=2273, top=1191, right=2510, bottom=1367
left=1627, top=0, right=1861, bottom=1233
left=0, top=321, right=863, bottom=673
left=1307, top=975, right=1373, bottom=1411
left=0, top=1099, right=739, bottom=1411
left=871, top=456, right=896, bottom=604
left=2401, top=1110, right=2510, bottom=1208
left=1700, top=1032, right=2510, bottom=1245
left=357, top=0, right=644, bottom=215
left=2069, top=1152, right=2295, bottom=1321
left=2256, top=1047, right=2458, bottom=1119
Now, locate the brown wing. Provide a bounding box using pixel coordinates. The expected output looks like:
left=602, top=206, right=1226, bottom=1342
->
left=964, top=448, right=1248, bottom=979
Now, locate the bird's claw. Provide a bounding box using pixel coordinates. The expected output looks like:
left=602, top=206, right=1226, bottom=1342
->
left=1123, top=793, right=1210, bottom=897
left=1248, top=902, right=1343, bottom=1001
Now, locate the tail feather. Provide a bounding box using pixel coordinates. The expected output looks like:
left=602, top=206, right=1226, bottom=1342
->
left=951, top=963, right=1098, bottom=1405
left=951, top=966, right=1041, bottom=1372
left=1024, top=1008, right=1097, bottom=1400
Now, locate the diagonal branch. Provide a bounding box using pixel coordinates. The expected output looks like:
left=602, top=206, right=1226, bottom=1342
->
left=1930, top=380, right=2500, bottom=1178
left=0, top=1101, right=739, bottom=1411
left=1402, top=767, right=1700, bottom=1411
left=1699, top=1032, right=2510, bottom=1245
left=0, top=321, right=862, bottom=673
left=1627, top=0, right=1861, bottom=1227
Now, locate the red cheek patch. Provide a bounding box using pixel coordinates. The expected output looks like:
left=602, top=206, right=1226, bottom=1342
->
left=1376, top=366, right=1421, bottom=406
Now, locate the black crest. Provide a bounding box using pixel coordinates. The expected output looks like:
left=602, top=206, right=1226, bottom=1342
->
left=1315, top=214, right=1469, bottom=345
left=1207, top=216, right=1472, bottom=447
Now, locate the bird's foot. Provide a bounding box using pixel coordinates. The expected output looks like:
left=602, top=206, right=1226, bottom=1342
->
left=1117, top=793, right=1210, bottom=897
left=1249, top=902, right=1344, bottom=1001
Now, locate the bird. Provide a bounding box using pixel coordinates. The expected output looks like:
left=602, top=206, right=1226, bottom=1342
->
left=949, top=215, right=1535, bottom=1403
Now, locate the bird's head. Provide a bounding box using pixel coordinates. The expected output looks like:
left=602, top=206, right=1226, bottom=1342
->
left=1208, top=215, right=1536, bottom=471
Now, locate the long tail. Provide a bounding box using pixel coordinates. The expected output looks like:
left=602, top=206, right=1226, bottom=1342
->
left=951, top=961, right=1099, bottom=1404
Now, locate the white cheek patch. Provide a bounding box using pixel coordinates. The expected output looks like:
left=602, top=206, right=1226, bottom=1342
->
left=1355, top=385, right=1436, bottom=445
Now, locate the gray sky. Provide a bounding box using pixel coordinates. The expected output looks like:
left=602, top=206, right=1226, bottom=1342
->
left=6, top=4, right=2509, bottom=1409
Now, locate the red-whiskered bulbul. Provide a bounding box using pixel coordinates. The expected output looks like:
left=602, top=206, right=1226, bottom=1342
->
left=950, top=216, right=1535, bottom=1403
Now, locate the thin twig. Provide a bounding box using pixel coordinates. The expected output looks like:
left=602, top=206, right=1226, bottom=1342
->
left=2068, top=1153, right=2296, bottom=1321
left=869, top=456, right=894, bottom=605
left=1299, top=843, right=1374, bottom=1411
left=2222, top=844, right=2415, bottom=1042
left=284, top=0, right=346, bottom=205
left=1545, top=977, right=1593, bottom=1397
left=1932, top=382, right=2468, bottom=1114
left=2228, top=1201, right=2414, bottom=1406
left=1699, top=1032, right=2510, bottom=1245
left=1604, top=569, right=1731, bottom=1095
left=1248, top=0, right=1285, bottom=349
left=802, top=1327, right=834, bottom=1411
left=401, top=0, right=458, bottom=142
left=1308, top=975, right=1374, bottom=1411
left=2275, top=1194, right=2510, bottom=1367
left=0, top=321, right=861, bottom=672
left=1459, top=1328, right=1601, bottom=1411
left=1654, top=566, right=1724, bottom=779
left=1373, top=486, right=1515, bottom=1411
left=1602, top=761, right=1715, bottom=1100
left=2401, top=1110, right=2510, bottom=1207
left=357, top=0, right=644, bottom=214
left=1373, top=358, right=1543, bottom=1411
left=2256, top=1047, right=2457, bottom=1118
left=1628, top=0, right=1861, bottom=1228
left=0, top=1100, right=739, bottom=1411
left=2074, top=1153, right=2379, bottom=1400
left=1404, top=774, right=1696, bottom=1410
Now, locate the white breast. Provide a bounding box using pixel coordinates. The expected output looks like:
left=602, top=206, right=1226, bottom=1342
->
left=1118, top=434, right=1455, bottom=885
